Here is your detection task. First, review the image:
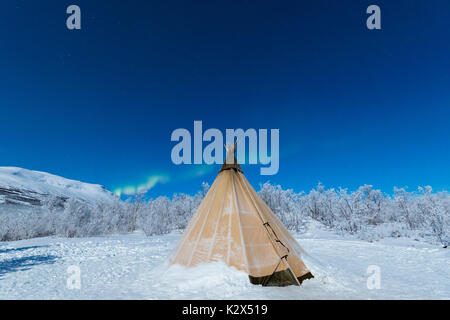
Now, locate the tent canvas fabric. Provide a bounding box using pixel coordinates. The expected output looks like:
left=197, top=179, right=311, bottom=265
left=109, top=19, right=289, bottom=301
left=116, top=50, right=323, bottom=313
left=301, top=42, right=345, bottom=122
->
left=170, top=146, right=313, bottom=286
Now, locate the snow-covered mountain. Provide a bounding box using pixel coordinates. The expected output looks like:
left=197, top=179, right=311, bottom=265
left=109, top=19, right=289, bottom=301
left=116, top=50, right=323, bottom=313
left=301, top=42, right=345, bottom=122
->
left=0, top=167, right=116, bottom=211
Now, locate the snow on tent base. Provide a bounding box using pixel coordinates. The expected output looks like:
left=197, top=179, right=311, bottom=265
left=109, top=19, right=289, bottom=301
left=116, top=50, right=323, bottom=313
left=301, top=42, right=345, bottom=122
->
left=170, top=144, right=314, bottom=287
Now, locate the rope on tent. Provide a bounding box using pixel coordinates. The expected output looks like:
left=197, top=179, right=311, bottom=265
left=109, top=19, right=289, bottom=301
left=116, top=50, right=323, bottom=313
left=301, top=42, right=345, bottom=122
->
left=263, top=222, right=290, bottom=254
left=262, top=221, right=297, bottom=286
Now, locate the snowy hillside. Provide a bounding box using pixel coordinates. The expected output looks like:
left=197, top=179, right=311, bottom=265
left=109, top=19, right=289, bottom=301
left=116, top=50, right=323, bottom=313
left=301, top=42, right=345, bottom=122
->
left=0, top=167, right=116, bottom=210
left=0, top=224, right=448, bottom=300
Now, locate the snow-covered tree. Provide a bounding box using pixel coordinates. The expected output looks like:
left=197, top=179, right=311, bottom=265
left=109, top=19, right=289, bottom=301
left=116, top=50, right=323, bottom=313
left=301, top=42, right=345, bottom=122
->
left=1, top=181, right=448, bottom=246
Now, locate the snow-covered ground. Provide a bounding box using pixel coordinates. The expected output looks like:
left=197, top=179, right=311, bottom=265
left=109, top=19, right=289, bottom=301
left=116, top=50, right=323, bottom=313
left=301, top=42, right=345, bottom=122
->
left=0, top=224, right=448, bottom=300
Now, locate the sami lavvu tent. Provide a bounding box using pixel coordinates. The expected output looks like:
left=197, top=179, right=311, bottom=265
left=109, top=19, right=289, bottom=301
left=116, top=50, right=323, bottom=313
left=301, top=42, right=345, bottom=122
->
left=170, top=145, right=314, bottom=286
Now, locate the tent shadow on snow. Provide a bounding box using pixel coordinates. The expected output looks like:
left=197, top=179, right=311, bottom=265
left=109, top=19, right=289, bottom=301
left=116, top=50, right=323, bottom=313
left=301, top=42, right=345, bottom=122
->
left=0, top=253, right=58, bottom=279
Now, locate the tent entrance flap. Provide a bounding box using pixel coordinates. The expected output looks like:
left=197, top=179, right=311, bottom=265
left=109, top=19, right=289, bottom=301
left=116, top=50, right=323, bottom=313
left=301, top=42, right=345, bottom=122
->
left=249, top=270, right=315, bottom=287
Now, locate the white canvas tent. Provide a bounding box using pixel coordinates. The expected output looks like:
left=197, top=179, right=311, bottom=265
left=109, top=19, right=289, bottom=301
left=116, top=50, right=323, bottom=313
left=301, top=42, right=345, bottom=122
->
left=170, top=145, right=313, bottom=286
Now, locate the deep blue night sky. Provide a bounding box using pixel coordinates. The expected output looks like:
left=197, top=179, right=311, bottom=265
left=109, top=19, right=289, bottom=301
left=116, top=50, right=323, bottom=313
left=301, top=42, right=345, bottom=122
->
left=1, top=0, right=449, bottom=196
